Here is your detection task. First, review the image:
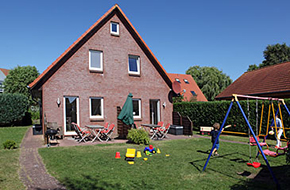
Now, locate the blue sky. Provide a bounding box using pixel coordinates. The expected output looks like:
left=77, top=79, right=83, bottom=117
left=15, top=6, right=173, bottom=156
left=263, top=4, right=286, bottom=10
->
left=0, top=0, right=289, bottom=81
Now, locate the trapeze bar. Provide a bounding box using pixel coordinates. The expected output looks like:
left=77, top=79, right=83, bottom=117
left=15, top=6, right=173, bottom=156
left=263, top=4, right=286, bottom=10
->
left=232, top=94, right=283, bottom=101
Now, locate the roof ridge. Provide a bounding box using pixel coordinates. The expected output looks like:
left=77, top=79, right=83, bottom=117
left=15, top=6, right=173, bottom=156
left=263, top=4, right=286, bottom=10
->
left=245, top=61, right=290, bottom=74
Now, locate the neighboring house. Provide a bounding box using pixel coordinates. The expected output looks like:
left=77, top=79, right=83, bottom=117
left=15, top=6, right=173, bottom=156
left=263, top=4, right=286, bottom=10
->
left=168, top=73, right=207, bottom=102
left=29, top=5, right=174, bottom=137
left=0, top=68, right=9, bottom=93
left=216, top=61, right=290, bottom=100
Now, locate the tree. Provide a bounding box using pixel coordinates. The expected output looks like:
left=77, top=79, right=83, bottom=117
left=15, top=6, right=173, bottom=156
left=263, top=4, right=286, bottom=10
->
left=247, top=64, right=259, bottom=72
left=186, top=66, right=232, bottom=101
left=3, top=66, right=39, bottom=105
left=247, top=43, right=290, bottom=71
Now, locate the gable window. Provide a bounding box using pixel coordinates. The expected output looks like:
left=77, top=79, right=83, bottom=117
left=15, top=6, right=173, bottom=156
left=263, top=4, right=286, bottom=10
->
left=191, top=91, right=197, bottom=96
left=132, top=99, right=141, bottom=119
left=110, top=22, right=119, bottom=36
left=128, top=55, right=140, bottom=75
left=89, top=50, right=103, bottom=72
left=89, top=97, right=104, bottom=119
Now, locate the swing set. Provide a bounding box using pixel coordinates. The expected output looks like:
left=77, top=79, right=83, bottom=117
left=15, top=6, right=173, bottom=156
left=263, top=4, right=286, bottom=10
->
left=246, top=97, right=290, bottom=157
left=202, top=94, right=290, bottom=189
left=259, top=100, right=290, bottom=157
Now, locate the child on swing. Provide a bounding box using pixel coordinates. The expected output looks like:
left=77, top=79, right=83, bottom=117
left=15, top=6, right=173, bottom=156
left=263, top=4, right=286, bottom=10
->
left=272, top=115, right=283, bottom=149
left=211, top=122, right=222, bottom=156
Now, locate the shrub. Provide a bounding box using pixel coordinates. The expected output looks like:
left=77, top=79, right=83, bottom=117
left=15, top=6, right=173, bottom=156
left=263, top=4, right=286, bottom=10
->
left=3, top=140, right=17, bottom=149
left=127, top=129, right=150, bottom=145
left=0, top=93, right=29, bottom=125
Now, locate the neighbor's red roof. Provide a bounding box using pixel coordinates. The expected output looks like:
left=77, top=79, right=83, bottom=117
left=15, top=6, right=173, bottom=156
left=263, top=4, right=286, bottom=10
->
left=29, top=4, right=171, bottom=89
left=168, top=73, right=208, bottom=101
left=0, top=68, right=9, bottom=76
left=216, top=62, right=290, bottom=100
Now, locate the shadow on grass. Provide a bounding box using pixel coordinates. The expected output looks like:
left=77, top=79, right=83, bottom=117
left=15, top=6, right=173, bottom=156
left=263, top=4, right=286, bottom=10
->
left=231, top=165, right=290, bottom=190
left=193, top=150, right=290, bottom=189
left=60, top=174, right=153, bottom=190
left=197, top=150, right=249, bottom=157
left=191, top=150, right=247, bottom=172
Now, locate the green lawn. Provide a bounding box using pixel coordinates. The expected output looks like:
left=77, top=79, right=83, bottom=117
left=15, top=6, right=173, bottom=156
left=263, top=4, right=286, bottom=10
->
left=39, top=136, right=289, bottom=190
left=0, top=126, right=29, bottom=190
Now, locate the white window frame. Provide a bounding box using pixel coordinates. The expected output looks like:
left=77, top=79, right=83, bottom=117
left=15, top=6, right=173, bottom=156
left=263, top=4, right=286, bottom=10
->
left=110, top=22, right=119, bottom=36
left=128, top=55, right=140, bottom=75
left=89, top=50, right=103, bottom=72
left=132, top=99, right=141, bottom=119
left=89, top=97, right=104, bottom=120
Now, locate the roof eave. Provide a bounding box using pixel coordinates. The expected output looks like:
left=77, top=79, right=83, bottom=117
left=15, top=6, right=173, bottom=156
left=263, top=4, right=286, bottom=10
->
left=215, top=90, right=290, bottom=100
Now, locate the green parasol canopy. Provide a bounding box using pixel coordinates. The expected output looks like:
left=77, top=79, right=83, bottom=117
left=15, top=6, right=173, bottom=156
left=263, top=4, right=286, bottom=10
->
left=117, top=93, right=134, bottom=125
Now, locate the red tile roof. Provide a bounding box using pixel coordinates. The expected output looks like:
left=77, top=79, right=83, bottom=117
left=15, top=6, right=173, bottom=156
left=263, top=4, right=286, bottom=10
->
left=216, top=62, right=290, bottom=100
left=0, top=68, right=10, bottom=76
left=29, top=4, right=171, bottom=89
left=168, top=73, right=208, bottom=101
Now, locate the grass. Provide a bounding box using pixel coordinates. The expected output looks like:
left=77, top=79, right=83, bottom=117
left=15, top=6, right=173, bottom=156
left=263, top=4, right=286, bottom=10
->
left=39, top=135, right=289, bottom=190
left=0, top=126, right=29, bottom=190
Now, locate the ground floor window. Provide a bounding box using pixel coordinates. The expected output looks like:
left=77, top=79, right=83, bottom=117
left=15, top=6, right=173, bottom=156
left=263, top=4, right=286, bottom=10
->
left=133, top=99, right=141, bottom=119
left=90, top=97, right=104, bottom=119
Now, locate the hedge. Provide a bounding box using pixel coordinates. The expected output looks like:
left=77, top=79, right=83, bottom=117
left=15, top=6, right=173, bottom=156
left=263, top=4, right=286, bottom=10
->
left=0, top=93, right=29, bottom=125
left=174, top=99, right=290, bottom=134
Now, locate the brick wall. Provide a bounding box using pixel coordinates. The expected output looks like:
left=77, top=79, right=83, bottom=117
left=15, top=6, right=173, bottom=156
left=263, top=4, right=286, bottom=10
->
left=42, top=14, right=173, bottom=137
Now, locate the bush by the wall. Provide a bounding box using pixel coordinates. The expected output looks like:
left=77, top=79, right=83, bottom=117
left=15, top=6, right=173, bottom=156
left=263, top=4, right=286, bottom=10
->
left=127, top=129, right=150, bottom=145
left=174, top=99, right=290, bottom=134
left=3, top=140, right=17, bottom=149
left=0, top=93, right=29, bottom=125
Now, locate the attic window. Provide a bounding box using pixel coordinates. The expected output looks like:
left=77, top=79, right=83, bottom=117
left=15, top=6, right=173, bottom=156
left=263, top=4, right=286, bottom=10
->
left=184, top=79, right=189, bottom=84
left=89, top=50, right=103, bottom=72
left=110, top=22, right=119, bottom=36
left=128, top=55, right=140, bottom=75
left=191, top=91, right=197, bottom=96
left=175, top=78, right=181, bottom=83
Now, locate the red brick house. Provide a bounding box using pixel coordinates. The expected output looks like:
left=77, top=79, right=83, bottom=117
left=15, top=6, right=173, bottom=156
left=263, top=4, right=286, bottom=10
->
left=168, top=73, right=207, bottom=102
left=216, top=62, right=290, bottom=100
left=29, top=5, right=174, bottom=137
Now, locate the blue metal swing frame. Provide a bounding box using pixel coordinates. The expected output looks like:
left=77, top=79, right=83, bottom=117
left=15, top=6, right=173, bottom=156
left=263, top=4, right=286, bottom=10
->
left=201, top=94, right=290, bottom=189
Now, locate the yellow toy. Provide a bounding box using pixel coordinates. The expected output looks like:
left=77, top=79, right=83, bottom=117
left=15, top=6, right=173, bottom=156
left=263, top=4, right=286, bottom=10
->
left=157, top=148, right=161, bottom=154
left=136, top=151, right=142, bottom=158
left=125, top=148, right=136, bottom=161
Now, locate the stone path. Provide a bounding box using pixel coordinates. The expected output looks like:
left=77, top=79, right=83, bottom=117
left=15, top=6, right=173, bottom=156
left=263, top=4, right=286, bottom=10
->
left=19, top=127, right=66, bottom=190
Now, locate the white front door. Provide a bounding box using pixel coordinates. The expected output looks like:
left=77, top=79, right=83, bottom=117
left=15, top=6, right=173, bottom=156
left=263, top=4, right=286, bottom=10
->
left=63, top=96, right=79, bottom=135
